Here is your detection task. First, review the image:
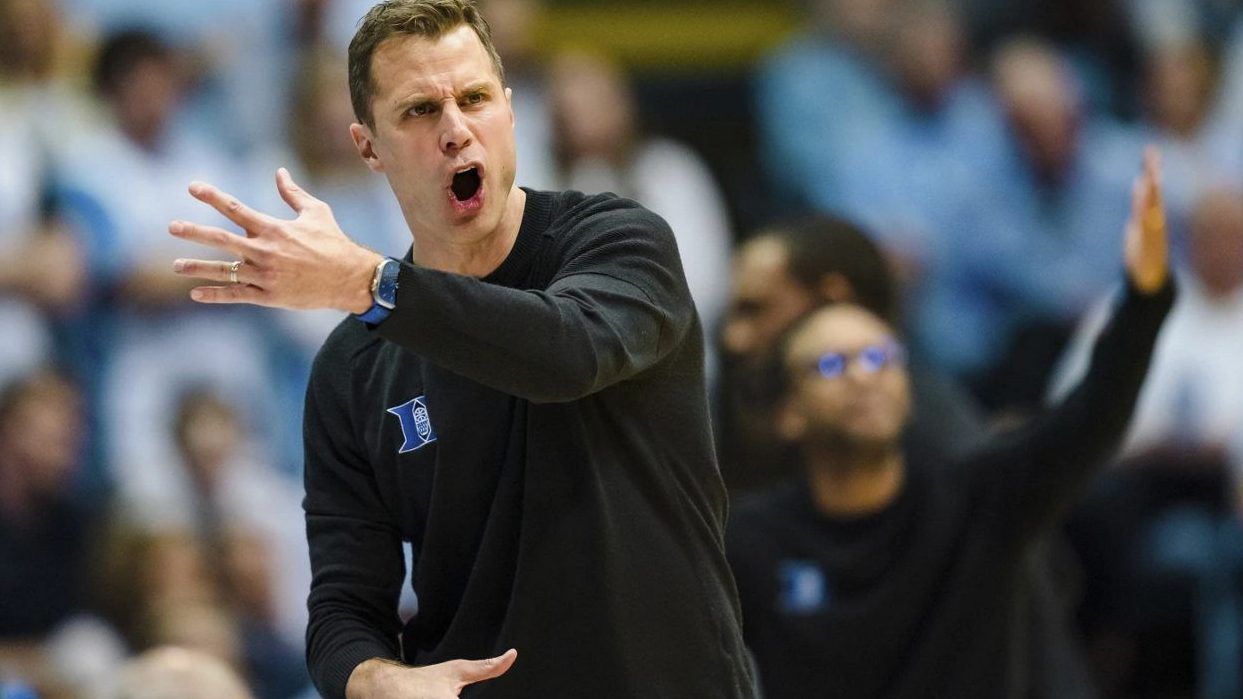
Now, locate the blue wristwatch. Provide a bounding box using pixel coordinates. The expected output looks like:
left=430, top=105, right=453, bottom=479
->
left=356, top=257, right=400, bottom=324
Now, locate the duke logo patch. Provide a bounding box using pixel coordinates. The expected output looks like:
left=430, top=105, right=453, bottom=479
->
left=387, top=395, right=437, bottom=453
left=777, top=560, right=829, bottom=615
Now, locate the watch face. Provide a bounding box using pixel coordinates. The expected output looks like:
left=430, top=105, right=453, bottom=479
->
left=375, top=259, right=399, bottom=310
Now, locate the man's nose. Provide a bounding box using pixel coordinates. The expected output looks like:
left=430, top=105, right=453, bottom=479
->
left=439, top=104, right=473, bottom=154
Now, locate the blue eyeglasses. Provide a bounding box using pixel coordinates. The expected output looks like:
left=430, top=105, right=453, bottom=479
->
left=811, top=341, right=906, bottom=379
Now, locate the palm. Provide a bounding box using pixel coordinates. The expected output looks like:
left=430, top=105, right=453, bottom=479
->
left=1124, top=147, right=1169, bottom=295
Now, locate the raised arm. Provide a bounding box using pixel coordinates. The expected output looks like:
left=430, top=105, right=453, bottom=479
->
left=973, top=147, right=1175, bottom=541
left=168, top=172, right=694, bottom=403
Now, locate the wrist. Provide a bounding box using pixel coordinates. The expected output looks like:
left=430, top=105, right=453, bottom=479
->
left=346, top=250, right=385, bottom=315
left=346, top=657, right=405, bottom=698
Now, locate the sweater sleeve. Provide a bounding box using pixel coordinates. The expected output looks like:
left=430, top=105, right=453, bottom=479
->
left=973, top=276, right=1175, bottom=542
left=303, top=345, right=406, bottom=699
left=373, top=205, right=694, bottom=404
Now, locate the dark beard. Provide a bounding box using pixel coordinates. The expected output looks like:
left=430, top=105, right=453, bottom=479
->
left=802, top=426, right=899, bottom=472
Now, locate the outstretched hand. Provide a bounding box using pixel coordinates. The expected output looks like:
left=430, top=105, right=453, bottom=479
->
left=346, top=649, right=518, bottom=699
left=1124, top=146, right=1169, bottom=295
left=170, top=168, right=383, bottom=313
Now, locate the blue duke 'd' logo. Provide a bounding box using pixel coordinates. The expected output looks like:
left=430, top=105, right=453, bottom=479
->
left=777, top=560, right=829, bottom=615
left=387, top=396, right=438, bottom=453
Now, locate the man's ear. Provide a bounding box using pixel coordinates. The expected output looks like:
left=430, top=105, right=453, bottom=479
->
left=350, top=122, right=385, bottom=173
left=818, top=272, right=856, bottom=305
left=505, top=86, right=514, bottom=127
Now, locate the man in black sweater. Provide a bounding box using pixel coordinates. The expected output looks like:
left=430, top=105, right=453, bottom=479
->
left=727, top=148, right=1174, bottom=698
left=164, top=1, right=754, bottom=697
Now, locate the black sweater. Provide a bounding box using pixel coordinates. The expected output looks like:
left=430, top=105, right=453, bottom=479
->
left=302, top=189, right=755, bottom=698
left=726, top=279, right=1175, bottom=699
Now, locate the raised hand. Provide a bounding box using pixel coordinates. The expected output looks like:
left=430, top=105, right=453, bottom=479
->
left=170, top=168, right=383, bottom=313
left=346, top=649, right=518, bottom=699
left=1124, top=146, right=1169, bottom=295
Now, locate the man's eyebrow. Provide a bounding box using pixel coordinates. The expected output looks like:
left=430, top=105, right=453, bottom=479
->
left=394, top=93, right=435, bottom=114
left=392, top=83, right=494, bottom=114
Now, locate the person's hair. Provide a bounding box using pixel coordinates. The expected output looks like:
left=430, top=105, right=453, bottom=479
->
left=348, top=0, right=505, bottom=129
left=768, top=215, right=898, bottom=323
left=92, top=28, right=172, bottom=96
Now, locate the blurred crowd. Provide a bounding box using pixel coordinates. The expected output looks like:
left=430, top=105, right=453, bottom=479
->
left=2, top=0, right=1243, bottom=696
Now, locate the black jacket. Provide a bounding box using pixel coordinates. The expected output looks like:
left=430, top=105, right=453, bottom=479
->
left=303, top=189, right=755, bottom=698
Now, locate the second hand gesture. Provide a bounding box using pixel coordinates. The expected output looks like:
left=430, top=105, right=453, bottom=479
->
left=170, top=168, right=382, bottom=313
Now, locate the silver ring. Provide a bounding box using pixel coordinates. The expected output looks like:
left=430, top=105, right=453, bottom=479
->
left=228, top=260, right=243, bottom=285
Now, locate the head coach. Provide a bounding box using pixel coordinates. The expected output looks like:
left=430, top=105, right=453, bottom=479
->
left=164, top=1, right=756, bottom=697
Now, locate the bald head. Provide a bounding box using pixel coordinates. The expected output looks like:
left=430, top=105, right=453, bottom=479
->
left=779, top=304, right=912, bottom=450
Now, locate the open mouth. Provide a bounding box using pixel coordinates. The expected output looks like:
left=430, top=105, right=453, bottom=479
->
left=450, top=167, right=482, bottom=202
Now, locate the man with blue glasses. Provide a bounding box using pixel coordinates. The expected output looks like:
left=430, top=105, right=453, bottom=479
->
left=726, top=148, right=1174, bottom=699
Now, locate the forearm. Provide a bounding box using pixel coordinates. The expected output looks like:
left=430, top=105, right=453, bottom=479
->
left=304, top=367, right=408, bottom=699
left=988, top=276, right=1176, bottom=533
left=373, top=263, right=684, bottom=403
left=305, top=511, right=406, bottom=699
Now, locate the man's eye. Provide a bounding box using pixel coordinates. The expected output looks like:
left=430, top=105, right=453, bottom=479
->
left=465, top=92, right=485, bottom=105
left=409, top=104, right=433, bottom=117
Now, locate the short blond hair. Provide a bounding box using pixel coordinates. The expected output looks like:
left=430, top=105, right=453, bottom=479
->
left=348, top=0, right=505, bottom=129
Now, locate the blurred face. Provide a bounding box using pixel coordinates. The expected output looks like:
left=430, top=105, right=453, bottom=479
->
left=1190, top=190, right=1243, bottom=297
left=892, top=5, right=964, bottom=107
left=781, top=306, right=911, bottom=450
left=1145, top=43, right=1213, bottom=137
left=112, top=58, right=180, bottom=149
left=0, top=0, right=58, bottom=78
left=477, top=0, right=541, bottom=71
left=993, top=42, right=1081, bottom=178
left=307, top=59, right=366, bottom=169
left=813, top=0, right=893, bottom=45
left=0, top=381, right=83, bottom=497
left=178, top=401, right=241, bottom=485
left=352, top=26, right=517, bottom=246
left=722, top=237, right=817, bottom=366
left=549, top=51, right=635, bottom=162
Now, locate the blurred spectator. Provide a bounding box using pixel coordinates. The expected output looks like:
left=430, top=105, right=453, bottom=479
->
left=112, top=646, right=252, bottom=699
left=55, top=29, right=283, bottom=519
left=717, top=216, right=985, bottom=495
left=0, top=370, right=95, bottom=640
left=477, top=0, right=556, bottom=190
left=61, top=0, right=294, bottom=153
left=1052, top=187, right=1243, bottom=469
left=754, top=0, right=893, bottom=216
left=912, top=37, right=1141, bottom=408
left=548, top=49, right=734, bottom=359
left=754, top=0, right=995, bottom=270
left=1137, top=38, right=1243, bottom=252
left=964, top=0, right=1141, bottom=117
left=0, top=0, right=91, bottom=388
left=0, top=0, right=97, bottom=143
left=728, top=253, right=1170, bottom=696
left=169, top=390, right=310, bottom=654
left=0, top=369, right=122, bottom=696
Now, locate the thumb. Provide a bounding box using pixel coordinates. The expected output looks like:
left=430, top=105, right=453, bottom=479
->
left=275, top=167, right=318, bottom=214
left=451, top=649, right=518, bottom=686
